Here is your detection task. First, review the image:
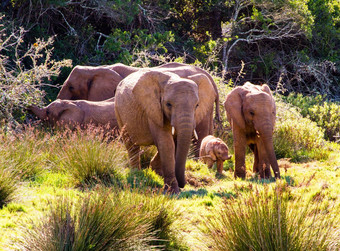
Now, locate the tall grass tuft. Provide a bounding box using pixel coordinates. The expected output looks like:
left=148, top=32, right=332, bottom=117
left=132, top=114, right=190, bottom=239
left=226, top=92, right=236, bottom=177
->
left=0, top=167, right=18, bottom=208
left=14, top=190, right=156, bottom=250
left=204, top=182, right=339, bottom=251
left=56, top=126, right=128, bottom=188
left=14, top=189, right=188, bottom=250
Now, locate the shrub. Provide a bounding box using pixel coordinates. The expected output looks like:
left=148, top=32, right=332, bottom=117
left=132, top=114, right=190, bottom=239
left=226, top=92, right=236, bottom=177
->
left=0, top=15, right=72, bottom=128
left=274, top=100, right=329, bottom=161
left=283, top=93, right=340, bottom=141
left=204, top=182, right=339, bottom=251
left=309, top=101, right=340, bottom=141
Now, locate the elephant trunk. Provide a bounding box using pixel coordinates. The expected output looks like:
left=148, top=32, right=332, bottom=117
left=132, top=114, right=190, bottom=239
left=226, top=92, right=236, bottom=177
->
left=29, top=105, right=47, bottom=120
left=260, top=127, right=280, bottom=178
left=174, top=115, right=195, bottom=188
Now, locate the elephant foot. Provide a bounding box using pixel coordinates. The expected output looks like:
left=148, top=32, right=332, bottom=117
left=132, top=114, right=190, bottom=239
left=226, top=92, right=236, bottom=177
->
left=234, top=166, right=246, bottom=179
left=164, top=177, right=180, bottom=194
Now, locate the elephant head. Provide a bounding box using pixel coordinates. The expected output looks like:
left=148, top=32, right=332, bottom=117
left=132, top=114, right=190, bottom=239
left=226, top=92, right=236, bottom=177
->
left=57, top=65, right=123, bottom=101
left=224, top=82, right=280, bottom=178
left=30, top=99, right=84, bottom=129
left=115, top=70, right=215, bottom=191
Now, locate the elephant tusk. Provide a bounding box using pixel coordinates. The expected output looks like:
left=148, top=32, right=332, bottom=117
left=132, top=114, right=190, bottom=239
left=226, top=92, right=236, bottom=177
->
left=193, top=129, right=198, bottom=140
left=172, top=127, right=175, bottom=136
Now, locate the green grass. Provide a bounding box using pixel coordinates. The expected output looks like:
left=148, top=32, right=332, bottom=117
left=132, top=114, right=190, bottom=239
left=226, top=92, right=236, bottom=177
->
left=0, top=114, right=339, bottom=250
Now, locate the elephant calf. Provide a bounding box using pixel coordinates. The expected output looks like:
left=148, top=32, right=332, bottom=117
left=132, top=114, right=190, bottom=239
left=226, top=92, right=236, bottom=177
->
left=29, top=97, right=118, bottom=133
left=199, top=135, right=231, bottom=174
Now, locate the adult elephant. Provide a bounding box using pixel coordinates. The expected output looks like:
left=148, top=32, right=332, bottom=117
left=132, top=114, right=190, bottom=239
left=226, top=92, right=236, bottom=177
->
left=56, top=65, right=125, bottom=101
left=224, top=82, right=280, bottom=179
left=29, top=98, right=118, bottom=132
left=115, top=70, right=216, bottom=193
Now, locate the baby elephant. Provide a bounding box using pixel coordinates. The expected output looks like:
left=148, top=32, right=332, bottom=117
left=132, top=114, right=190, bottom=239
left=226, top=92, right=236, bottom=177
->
left=199, top=135, right=231, bottom=174
left=29, top=97, right=118, bottom=132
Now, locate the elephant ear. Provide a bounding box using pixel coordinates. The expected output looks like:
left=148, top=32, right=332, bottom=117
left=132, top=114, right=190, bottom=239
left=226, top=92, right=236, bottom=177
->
left=188, top=74, right=215, bottom=124
left=261, top=84, right=273, bottom=96
left=132, top=71, right=171, bottom=128
left=88, top=68, right=124, bottom=100
left=224, top=87, right=247, bottom=130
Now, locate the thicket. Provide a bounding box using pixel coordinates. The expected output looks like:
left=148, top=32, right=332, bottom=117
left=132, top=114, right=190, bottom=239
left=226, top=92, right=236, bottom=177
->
left=1, top=0, right=339, bottom=95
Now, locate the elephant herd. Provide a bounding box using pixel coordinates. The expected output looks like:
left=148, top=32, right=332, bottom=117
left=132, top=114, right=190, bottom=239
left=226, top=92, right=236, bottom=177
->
left=30, top=62, right=280, bottom=193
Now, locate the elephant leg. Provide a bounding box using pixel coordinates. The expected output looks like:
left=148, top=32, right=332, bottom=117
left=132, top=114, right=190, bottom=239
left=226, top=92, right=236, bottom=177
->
left=216, top=159, right=224, bottom=174
left=203, top=157, right=214, bottom=169
left=193, top=109, right=213, bottom=158
left=249, top=144, right=260, bottom=174
left=121, top=128, right=141, bottom=169
left=256, top=142, right=270, bottom=179
left=149, top=123, right=179, bottom=193
left=233, top=131, right=247, bottom=179
left=150, top=151, right=164, bottom=177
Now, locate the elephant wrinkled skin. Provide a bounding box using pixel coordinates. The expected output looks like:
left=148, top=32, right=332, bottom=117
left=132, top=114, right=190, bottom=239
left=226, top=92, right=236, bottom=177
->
left=199, top=135, right=231, bottom=174
left=115, top=70, right=215, bottom=193
left=224, top=82, right=280, bottom=179
left=30, top=98, right=118, bottom=132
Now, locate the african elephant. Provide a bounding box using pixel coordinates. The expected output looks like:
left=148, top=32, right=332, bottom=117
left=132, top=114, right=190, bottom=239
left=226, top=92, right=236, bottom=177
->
left=56, top=65, right=125, bottom=100
left=199, top=135, right=231, bottom=174
left=57, top=62, right=221, bottom=154
left=29, top=98, right=118, bottom=132
left=224, top=82, right=280, bottom=179
left=114, top=70, right=216, bottom=193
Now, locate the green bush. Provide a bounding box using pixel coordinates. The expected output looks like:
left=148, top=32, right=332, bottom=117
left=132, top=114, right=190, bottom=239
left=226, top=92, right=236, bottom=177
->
left=283, top=93, right=340, bottom=141
left=274, top=100, right=329, bottom=162
left=309, top=101, right=340, bottom=141
left=204, top=182, right=339, bottom=251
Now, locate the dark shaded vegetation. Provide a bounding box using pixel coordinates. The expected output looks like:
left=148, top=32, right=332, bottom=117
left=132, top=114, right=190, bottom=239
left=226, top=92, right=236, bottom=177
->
left=1, top=0, right=339, bottom=97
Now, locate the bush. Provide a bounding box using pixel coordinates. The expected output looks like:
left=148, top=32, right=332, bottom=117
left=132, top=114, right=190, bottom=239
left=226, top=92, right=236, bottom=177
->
left=0, top=15, right=72, bottom=127
left=127, top=168, right=164, bottom=189
left=309, top=101, right=340, bottom=141
left=274, top=100, right=329, bottom=161
left=283, top=93, right=340, bottom=141
left=204, top=182, right=339, bottom=251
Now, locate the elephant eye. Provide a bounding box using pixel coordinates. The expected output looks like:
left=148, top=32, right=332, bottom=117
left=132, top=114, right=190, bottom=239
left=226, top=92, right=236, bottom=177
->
left=250, top=111, right=255, bottom=116
left=166, top=102, right=172, bottom=108
left=196, top=104, right=199, bottom=109
left=46, top=110, right=50, bottom=115
left=69, top=86, right=74, bottom=91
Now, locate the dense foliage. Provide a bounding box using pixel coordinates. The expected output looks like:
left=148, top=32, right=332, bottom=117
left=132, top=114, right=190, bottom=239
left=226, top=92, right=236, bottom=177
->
left=1, top=0, right=339, bottom=93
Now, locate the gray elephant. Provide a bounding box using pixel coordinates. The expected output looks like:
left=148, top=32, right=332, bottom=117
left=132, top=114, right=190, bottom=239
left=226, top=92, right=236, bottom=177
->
left=224, top=82, right=280, bottom=179
left=114, top=70, right=216, bottom=193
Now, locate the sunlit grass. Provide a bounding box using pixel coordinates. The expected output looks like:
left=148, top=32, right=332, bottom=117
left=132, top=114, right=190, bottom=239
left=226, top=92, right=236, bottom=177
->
left=204, top=181, right=340, bottom=251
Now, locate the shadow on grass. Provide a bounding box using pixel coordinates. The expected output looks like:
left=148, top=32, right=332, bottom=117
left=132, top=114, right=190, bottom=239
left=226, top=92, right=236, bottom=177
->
left=248, top=175, right=296, bottom=186
left=178, top=188, right=208, bottom=199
